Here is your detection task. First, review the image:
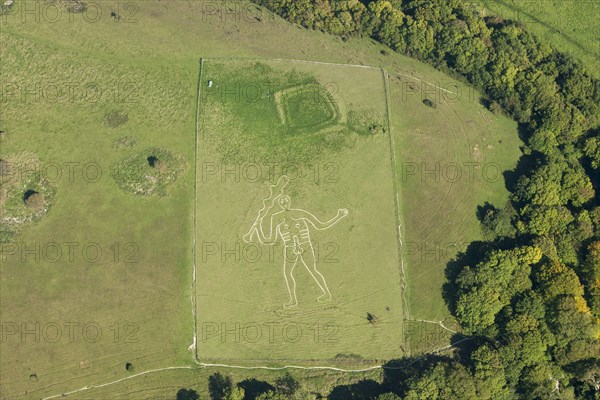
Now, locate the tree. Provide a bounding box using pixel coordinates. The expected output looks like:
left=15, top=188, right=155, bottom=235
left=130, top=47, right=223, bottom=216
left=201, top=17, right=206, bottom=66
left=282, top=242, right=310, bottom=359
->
left=584, top=135, right=600, bottom=169
left=226, top=387, right=245, bottom=400
left=274, top=373, right=299, bottom=396
left=377, top=394, right=403, bottom=400
left=454, top=246, right=540, bottom=334
left=498, top=320, right=549, bottom=386
left=256, top=392, right=284, bottom=400
left=404, top=361, right=478, bottom=400
left=568, top=358, right=600, bottom=393
left=518, top=363, right=564, bottom=400
left=519, top=205, right=574, bottom=236
left=176, top=389, right=200, bottom=400
left=480, top=202, right=516, bottom=239
left=471, top=344, right=511, bottom=399
left=546, top=296, right=598, bottom=349
left=256, top=390, right=317, bottom=400
left=534, top=261, right=585, bottom=301
left=528, top=130, right=559, bottom=155
left=583, top=241, right=600, bottom=316
left=365, top=0, right=405, bottom=49
left=209, top=373, right=233, bottom=400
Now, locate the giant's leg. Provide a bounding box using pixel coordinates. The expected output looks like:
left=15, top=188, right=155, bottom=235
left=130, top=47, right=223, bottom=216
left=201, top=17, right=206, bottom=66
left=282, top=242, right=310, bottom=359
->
left=300, top=244, right=332, bottom=302
left=283, top=247, right=299, bottom=308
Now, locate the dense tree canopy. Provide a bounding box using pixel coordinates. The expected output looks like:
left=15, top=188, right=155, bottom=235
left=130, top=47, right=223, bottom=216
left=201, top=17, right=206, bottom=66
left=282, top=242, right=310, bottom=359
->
left=253, top=0, right=600, bottom=397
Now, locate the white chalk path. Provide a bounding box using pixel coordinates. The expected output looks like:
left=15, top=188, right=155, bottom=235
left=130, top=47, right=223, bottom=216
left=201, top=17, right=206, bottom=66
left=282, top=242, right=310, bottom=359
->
left=409, top=319, right=459, bottom=334
left=40, top=335, right=472, bottom=400
left=203, top=56, right=457, bottom=95
left=382, top=70, right=412, bottom=358
left=41, top=366, right=197, bottom=400
left=196, top=361, right=381, bottom=373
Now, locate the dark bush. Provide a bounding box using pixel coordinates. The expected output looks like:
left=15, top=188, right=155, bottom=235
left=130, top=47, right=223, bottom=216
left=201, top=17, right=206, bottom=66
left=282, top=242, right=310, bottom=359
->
left=176, top=388, right=199, bottom=400
left=423, top=98, right=436, bottom=108
left=24, top=191, right=44, bottom=211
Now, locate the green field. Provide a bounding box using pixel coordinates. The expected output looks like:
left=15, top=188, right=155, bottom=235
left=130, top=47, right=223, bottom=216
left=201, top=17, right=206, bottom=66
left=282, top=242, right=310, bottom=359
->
left=0, top=0, right=524, bottom=397
left=474, top=0, right=599, bottom=76
left=388, top=73, right=523, bottom=353
left=0, top=25, right=196, bottom=400
left=196, top=59, right=405, bottom=365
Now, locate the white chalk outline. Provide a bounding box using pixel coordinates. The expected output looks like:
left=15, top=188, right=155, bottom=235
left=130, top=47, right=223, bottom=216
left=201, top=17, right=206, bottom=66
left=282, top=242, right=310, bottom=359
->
left=244, top=175, right=348, bottom=307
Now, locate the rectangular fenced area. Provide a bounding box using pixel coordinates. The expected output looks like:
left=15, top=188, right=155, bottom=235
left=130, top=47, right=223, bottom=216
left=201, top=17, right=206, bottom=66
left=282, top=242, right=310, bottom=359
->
left=195, top=59, right=406, bottom=366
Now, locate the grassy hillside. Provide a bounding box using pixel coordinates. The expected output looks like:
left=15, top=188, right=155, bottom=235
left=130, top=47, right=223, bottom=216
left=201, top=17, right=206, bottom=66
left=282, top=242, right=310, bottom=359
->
left=196, top=59, right=404, bottom=365
left=0, top=0, right=521, bottom=398
left=475, top=0, right=599, bottom=77
left=389, top=73, right=522, bottom=353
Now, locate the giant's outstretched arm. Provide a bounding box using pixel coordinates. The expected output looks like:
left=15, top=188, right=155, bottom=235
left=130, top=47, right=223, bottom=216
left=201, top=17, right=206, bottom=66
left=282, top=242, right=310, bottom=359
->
left=298, top=208, right=348, bottom=230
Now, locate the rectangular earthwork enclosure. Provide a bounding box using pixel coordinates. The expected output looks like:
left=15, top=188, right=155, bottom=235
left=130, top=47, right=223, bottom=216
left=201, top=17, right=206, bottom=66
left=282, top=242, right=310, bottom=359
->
left=195, top=59, right=405, bottom=366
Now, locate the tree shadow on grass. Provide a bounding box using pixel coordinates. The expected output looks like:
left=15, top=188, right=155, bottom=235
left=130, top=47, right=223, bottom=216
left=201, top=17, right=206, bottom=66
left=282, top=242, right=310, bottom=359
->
left=381, top=355, right=451, bottom=395
left=442, top=236, right=520, bottom=317
left=442, top=240, right=491, bottom=315
left=502, top=149, right=541, bottom=194
left=209, top=373, right=232, bottom=400
left=328, top=379, right=385, bottom=400
left=237, top=378, right=274, bottom=400
left=327, top=355, right=460, bottom=400
left=176, top=388, right=200, bottom=400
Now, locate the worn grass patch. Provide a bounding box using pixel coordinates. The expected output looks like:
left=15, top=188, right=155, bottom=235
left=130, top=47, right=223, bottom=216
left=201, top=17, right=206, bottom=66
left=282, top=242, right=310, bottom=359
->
left=347, top=108, right=386, bottom=136
left=111, top=147, right=187, bottom=196
left=1, top=152, right=56, bottom=229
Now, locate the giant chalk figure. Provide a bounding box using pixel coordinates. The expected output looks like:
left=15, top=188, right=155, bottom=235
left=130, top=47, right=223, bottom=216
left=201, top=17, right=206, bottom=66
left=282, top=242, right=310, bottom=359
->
left=244, top=176, right=349, bottom=308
